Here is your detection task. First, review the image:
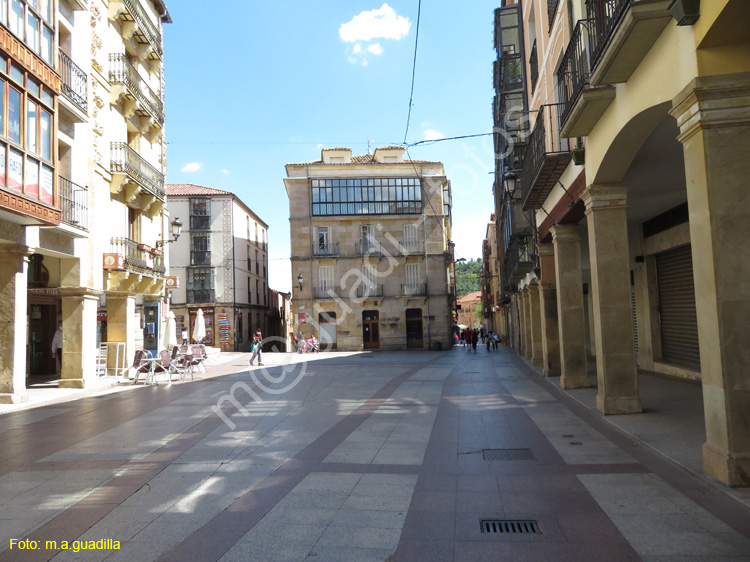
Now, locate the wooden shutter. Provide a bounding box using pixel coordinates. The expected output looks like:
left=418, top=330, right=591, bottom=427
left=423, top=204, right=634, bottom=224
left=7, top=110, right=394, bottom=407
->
left=318, top=266, right=334, bottom=290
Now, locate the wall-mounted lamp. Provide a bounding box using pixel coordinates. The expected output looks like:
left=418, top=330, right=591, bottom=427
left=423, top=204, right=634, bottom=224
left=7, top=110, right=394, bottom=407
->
left=503, top=171, right=517, bottom=197
left=156, top=217, right=183, bottom=248
left=297, top=274, right=303, bottom=291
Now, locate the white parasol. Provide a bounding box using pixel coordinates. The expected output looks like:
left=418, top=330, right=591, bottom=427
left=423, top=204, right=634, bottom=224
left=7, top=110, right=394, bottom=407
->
left=193, top=308, right=207, bottom=343
left=165, top=310, right=178, bottom=349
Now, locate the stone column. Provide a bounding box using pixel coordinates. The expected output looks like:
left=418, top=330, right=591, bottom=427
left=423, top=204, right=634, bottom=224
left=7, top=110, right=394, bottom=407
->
left=528, top=283, right=543, bottom=367
left=106, top=293, right=136, bottom=371
left=520, top=288, right=532, bottom=359
left=0, top=244, right=32, bottom=403
left=582, top=185, right=641, bottom=415
left=551, top=225, right=589, bottom=389
left=538, top=243, right=561, bottom=377
left=59, top=288, right=102, bottom=389
left=671, top=72, right=750, bottom=486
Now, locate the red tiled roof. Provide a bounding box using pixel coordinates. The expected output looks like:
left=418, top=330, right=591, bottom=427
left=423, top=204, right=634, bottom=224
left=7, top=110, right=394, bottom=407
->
left=166, top=184, right=233, bottom=196
left=457, top=291, right=482, bottom=303
left=287, top=154, right=439, bottom=166
left=375, top=145, right=405, bottom=150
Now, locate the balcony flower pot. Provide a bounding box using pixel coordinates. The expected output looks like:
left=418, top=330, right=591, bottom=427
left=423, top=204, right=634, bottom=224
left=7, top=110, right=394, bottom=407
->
left=151, top=248, right=162, bottom=256
left=667, top=0, right=700, bottom=25
left=137, top=243, right=151, bottom=252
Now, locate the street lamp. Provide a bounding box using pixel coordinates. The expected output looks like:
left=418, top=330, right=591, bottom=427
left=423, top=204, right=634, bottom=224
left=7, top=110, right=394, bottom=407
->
left=297, top=273, right=303, bottom=290
left=156, top=217, right=183, bottom=248
left=503, top=171, right=517, bottom=198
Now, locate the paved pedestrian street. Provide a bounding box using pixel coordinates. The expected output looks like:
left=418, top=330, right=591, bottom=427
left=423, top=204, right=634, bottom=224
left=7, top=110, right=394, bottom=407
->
left=1, top=348, right=750, bottom=562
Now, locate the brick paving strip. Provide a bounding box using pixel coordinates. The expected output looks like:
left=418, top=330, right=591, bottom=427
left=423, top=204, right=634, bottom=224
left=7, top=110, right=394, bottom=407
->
left=0, top=356, right=443, bottom=562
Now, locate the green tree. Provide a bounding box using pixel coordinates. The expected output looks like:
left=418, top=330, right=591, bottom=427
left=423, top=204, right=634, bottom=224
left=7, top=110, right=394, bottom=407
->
left=455, top=258, right=483, bottom=296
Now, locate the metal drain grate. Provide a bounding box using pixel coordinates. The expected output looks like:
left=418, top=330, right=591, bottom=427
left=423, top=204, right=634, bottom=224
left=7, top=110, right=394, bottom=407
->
left=482, top=448, right=535, bottom=461
left=570, top=442, right=583, bottom=446
left=481, top=520, right=541, bottom=534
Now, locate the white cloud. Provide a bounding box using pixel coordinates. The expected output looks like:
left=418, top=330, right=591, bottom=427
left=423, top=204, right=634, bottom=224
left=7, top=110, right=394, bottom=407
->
left=423, top=129, right=445, bottom=141
left=339, top=4, right=410, bottom=43
left=352, top=43, right=362, bottom=54
left=367, top=43, right=383, bottom=55
left=220, top=169, right=229, bottom=175
left=181, top=162, right=201, bottom=173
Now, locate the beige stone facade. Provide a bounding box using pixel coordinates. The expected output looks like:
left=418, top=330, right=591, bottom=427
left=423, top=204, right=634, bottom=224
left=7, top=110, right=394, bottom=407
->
left=0, top=0, right=171, bottom=401
left=285, top=147, right=454, bottom=351
left=456, top=291, right=482, bottom=330
left=494, top=0, right=750, bottom=485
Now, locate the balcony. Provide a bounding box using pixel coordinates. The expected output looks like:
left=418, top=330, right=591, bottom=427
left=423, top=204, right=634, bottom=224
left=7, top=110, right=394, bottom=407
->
left=108, top=0, right=163, bottom=61
left=313, top=286, right=343, bottom=300
left=110, top=142, right=165, bottom=210
left=313, top=242, right=339, bottom=257
left=356, top=284, right=384, bottom=298
left=396, top=241, right=424, bottom=256
left=402, top=283, right=427, bottom=297
left=519, top=103, right=572, bottom=210
left=59, top=176, right=88, bottom=230
left=108, top=237, right=165, bottom=278
left=586, top=0, right=672, bottom=86
left=109, top=54, right=164, bottom=133
left=529, top=40, right=539, bottom=92
left=502, top=235, right=535, bottom=289
left=58, top=50, right=87, bottom=115
left=356, top=241, right=383, bottom=256
left=495, top=53, right=524, bottom=94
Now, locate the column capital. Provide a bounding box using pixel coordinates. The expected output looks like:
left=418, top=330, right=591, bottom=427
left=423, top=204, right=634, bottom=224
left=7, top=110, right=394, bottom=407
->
left=550, top=223, right=581, bottom=242
left=582, top=184, right=628, bottom=215
left=0, top=244, right=33, bottom=271
left=537, top=242, right=554, bottom=257
left=527, top=283, right=540, bottom=295
left=59, top=287, right=103, bottom=300
left=671, top=72, right=750, bottom=143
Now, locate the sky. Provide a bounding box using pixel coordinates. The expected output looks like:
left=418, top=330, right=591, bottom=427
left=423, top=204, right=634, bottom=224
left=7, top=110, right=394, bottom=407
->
left=163, top=1, right=499, bottom=293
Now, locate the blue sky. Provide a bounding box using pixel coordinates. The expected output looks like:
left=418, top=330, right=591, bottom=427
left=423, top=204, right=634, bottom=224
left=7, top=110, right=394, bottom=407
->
left=164, top=1, right=498, bottom=292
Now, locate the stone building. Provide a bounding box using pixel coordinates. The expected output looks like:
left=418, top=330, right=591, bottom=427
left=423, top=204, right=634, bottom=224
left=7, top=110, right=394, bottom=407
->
left=166, top=184, right=269, bottom=352
left=481, top=216, right=504, bottom=338
left=456, top=291, right=481, bottom=330
left=0, top=0, right=172, bottom=402
left=493, top=0, right=750, bottom=486
left=285, top=146, right=454, bottom=351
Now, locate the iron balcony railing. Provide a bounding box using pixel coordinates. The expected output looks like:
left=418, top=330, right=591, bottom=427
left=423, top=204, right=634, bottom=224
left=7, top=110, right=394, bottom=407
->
left=518, top=103, right=571, bottom=207
left=586, top=0, right=631, bottom=70
left=396, top=241, right=424, bottom=255
left=313, top=286, right=343, bottom=299
left=402, top=283, right=427, bottom=297
left=529, top=40, right=539, bottom=92
left=110, top=142, right=165, bottom=201
left=109, top=54, right=164, bottom=125
left=356, top=241, right=383, bottom=256
left=502, top=234, right=534, bottom=287
left=110, top=237, right=164, bottom=277
left=557, top=19, right=593, bottom=127
left=356, top=284, right=384, bottom=298
left=59, top=50, right=87, bottom=113
left=313, top=242, right=339, bottom=257
left=59, top=176, right=88, bottom=230
left=119, top=0, right=163, bottom=58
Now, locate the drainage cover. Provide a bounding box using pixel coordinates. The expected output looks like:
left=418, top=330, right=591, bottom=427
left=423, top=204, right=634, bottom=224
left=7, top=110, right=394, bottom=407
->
left=481, top=520, right=541, bottom=534
left=482, top=448, right=535, bottom=461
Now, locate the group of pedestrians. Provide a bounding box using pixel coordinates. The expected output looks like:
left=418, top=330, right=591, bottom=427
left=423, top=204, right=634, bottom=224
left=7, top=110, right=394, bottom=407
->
left=456, top=327, right=501, bottom=352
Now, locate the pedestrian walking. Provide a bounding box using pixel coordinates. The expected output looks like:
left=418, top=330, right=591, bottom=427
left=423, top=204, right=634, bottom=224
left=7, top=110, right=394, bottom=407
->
left=471, top=329, right=478, bottom=352
left=493, top=332, right=500, bottom=350
left=487, top=331, right=493, bottom=352
left=249, top=331, right=264, bottom=366
left=181, top=328, right=188, bottom=345
left=464, top=329, right=472, bottom=350
left=51, top=321, right=63, bottom=373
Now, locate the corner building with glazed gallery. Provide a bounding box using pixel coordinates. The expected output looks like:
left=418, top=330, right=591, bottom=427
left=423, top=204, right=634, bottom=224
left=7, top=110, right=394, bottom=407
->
left=285, top=146, right=456, bottom=351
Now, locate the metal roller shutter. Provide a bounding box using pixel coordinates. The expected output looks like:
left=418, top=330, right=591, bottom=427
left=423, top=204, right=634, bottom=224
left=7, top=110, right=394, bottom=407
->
left=655, top=245, right=701, bottom=371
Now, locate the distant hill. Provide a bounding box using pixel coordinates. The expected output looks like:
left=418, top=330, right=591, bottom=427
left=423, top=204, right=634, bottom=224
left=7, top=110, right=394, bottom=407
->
left=456, top=258, right=482, bottom=296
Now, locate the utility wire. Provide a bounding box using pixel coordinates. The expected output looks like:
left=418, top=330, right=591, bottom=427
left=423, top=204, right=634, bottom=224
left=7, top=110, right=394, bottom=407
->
left=403, top=0, right=422, bottom=144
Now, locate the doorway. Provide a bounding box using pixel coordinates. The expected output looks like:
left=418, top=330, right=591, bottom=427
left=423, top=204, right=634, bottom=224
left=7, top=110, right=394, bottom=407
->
left=362, top=310, right=380, bottom=349
left=406, top=308, right=423, bottom=349
left=27, top=303, right=57, bottom=376
left=319, top=311, right=337, bottom=350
